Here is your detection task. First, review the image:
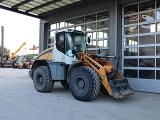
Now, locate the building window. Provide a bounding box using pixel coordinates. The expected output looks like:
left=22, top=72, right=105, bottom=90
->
left=49, top=10, right=109, bottom=55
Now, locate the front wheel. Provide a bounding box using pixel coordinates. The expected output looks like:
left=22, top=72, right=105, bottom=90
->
left=33, top=66, right=54, bottom=92
left=69, top=66, right=101, bottom=101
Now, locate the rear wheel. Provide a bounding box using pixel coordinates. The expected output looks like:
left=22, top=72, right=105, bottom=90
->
left=69, top=66, right=100, bottom=101
left=33, top=66, right=54, bottom=92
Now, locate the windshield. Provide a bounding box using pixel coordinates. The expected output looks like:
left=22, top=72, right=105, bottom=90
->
left=70, top=32, right=86, bottom=52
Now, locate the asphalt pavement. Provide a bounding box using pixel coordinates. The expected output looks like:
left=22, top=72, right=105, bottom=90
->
left=0, top=68, right=160, bottom=120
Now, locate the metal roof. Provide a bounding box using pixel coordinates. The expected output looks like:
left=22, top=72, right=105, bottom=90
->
left=0, top=0, right=81, bottom=19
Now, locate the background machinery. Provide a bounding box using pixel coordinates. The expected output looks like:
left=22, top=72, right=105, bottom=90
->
left=13, top=55, right=31, bottom=69
left=11, top=42, right=31, bottom=69
left=9, top=42, right=26, bottom=60
left=29, top=29, right=134, bottom=101
left=1, top=42, right=26, bottom=68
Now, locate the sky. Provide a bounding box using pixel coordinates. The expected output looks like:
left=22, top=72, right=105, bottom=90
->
left=0, top=8, right=40, bottom=55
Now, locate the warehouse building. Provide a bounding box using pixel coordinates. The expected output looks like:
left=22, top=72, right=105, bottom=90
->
left=0, top=0, right=160, bottom=93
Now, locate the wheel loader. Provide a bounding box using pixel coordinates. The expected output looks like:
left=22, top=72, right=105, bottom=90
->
left=29, top=29, right=134, bottom=101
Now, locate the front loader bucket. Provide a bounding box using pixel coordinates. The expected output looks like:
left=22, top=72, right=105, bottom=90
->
left=109, top=79, right=134, bottom=99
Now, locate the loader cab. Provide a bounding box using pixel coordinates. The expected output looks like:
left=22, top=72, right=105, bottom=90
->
left=55, top=30, right=87, bottom=58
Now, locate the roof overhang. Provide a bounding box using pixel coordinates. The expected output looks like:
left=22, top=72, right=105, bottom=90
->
left=0, top=0, right=81, bottom=19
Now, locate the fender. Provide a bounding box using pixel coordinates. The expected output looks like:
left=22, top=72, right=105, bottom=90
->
left=31, top=59, right=50, bottom=70
left=30, top=60, right=51, bottom=79
left=67, top=62, right=83, bottom=76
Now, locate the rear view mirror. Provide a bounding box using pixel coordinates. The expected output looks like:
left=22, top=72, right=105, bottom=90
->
left=87, top=37, right=90, bottom=44
left=98, top=48, right=102, bottom=54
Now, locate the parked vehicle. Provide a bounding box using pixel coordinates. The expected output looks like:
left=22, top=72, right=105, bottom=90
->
left=29, top=29, right=134, bottom=101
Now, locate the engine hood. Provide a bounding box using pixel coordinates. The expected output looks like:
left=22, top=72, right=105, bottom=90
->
left=36, top=47, right=54, bottom=60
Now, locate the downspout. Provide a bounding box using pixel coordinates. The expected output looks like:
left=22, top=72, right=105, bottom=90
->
left=115, top=0, right=118, bottom=55
left=1, top=26, right=4, bottom=63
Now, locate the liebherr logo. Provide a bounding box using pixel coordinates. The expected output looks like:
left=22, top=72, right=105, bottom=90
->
left=85, top=56, right=100, bottom=70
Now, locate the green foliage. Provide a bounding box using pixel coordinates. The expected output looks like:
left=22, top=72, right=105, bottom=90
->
left=25, top=54, right=38, bottom=59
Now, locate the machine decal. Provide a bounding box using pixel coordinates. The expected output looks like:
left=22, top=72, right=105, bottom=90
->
left=100, top=75, right=105, bottom=80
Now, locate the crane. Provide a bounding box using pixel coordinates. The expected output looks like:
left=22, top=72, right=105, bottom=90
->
left=9, top=42, right=26, bottom=60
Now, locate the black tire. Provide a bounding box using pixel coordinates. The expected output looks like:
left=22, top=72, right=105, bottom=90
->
left=69, top=66, right=100, bottom=101
left=100, top=85, right=109, bottom=95
left=61, top=80, right=69, bottom=89
left=33, top=66, right=54, bottom=92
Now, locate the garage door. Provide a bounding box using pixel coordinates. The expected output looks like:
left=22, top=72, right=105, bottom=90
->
left=122, top=0, right=160, bottom=93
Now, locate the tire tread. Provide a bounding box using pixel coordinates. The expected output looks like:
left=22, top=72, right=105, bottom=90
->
left=69, top=66, right=100, bottom=101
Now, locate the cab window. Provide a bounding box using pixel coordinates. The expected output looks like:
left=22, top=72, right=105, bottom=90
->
left=56, top=33, right=65, bottom=53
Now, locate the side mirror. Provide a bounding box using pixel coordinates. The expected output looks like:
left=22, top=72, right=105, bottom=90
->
left=98, top=48, right=102, bottom=54
left=87, top=37, right=90, bottom=44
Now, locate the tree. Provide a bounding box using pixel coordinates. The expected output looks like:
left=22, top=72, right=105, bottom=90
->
left=0, top=46, right=10, bottom=57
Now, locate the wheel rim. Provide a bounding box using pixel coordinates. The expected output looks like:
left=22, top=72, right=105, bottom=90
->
left=36, top=74, right=43, bottom=86
left=74, top=76, right=85, bottom=91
